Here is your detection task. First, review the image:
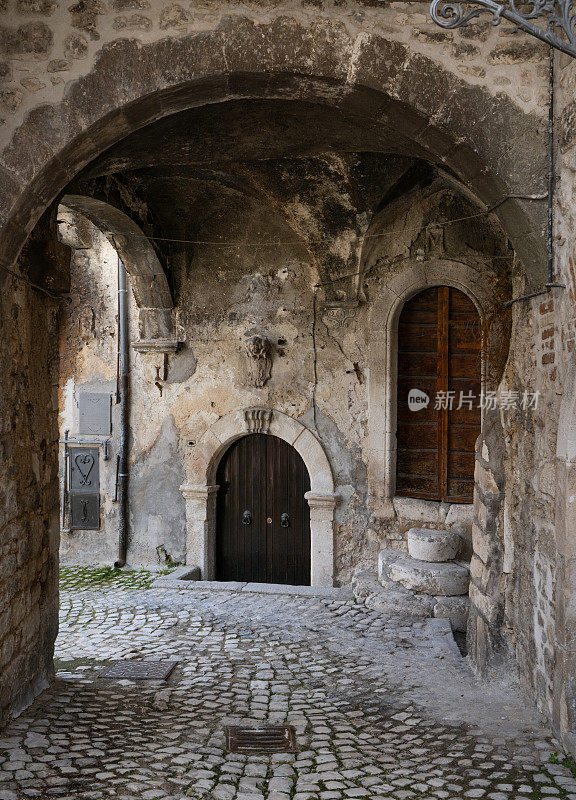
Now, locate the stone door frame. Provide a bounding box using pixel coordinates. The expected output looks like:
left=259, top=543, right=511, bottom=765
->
left=366, top=259, right=502, bottom=518
left=180, top=408, right=337, bottom=587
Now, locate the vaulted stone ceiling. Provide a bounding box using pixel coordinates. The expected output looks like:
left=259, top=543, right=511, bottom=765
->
left=61, top=97, right=511, bottom=302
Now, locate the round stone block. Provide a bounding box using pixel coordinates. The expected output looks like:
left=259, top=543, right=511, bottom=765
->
left=389, top=556, right=469, bottom=596
left=407, top=528, right=461, bottom=562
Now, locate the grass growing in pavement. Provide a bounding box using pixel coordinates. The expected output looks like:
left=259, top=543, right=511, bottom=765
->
left=550, top=751, right=576, bottom=779
left=59, top=565, right=174, bottom=591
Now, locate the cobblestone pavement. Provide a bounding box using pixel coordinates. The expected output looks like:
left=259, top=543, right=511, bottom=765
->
left=1, top=575, right=575, bottom=800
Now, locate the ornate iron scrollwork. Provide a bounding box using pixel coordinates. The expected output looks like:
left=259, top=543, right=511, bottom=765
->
left=430, top=0, right=576, bottom=58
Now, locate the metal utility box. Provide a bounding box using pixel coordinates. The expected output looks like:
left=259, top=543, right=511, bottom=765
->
left=78, top=393, right=112, bottom=436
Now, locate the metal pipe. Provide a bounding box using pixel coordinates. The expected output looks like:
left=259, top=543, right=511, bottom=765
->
left=61, top=429, right=70, bottom=533
left=114, top=256, right=130, bottom=569
left=504, top=288, right=553, bottom=307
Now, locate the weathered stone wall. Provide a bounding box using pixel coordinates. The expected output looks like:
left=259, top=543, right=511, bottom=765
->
left=0, top=250, right=62, bottom=726
left=57, top=167, right=511, bottom=580
left=0, top=0, right=549, bottom=133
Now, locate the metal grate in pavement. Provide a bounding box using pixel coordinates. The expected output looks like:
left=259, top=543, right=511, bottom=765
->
left=225, top=725, right=297, bottom=754
left=100, top=660, right=177, bottom=680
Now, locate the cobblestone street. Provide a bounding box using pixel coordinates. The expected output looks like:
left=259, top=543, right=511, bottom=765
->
left=0, top=573, right=575, bottom=800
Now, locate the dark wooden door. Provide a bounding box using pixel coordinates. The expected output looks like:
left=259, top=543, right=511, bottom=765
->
left=396, top=286, right=481, bottom=503
left=216, top=434, right=311, bottom=585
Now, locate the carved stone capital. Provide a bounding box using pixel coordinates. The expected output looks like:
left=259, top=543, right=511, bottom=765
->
left=180, top=484, right=219, bottom=502
left=305, top=492, right=338, bottom=510
left=244, top=408, right=273, bottom=434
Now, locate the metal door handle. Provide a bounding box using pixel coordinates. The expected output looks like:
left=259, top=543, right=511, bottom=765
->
left=281, top=512, right=290, bottom=528
left=242, top=510, right=252, bottom=525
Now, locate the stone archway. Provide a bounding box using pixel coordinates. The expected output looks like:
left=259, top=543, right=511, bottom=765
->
left=0, top=15, right=549, bottom=725
left=180, top=409, right=337, bottom=587
left=60, top=195, right=174, bottom=341
left=0, top=34, right=548, bottom=290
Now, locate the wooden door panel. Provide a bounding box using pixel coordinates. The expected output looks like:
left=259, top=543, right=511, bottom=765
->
left=446, top=478, right=475, bottom=502
left=447, top=449, right=476, bottom=478
left=396, top=473, right=439, bottom=499
left=396, top=286, right=481, bottom=503
left=397, top=420, right=438, bottom=444
left=449, top=354, right=481, bottom=378
left=398, top=325, right=438, bottom=352
left=397, top=352, right=438, bottom=376
left=396, top=448, right=438, bottom=476
left=448, top=425, right=479, bottom=452
left=216, top=434, right=311, bottom=585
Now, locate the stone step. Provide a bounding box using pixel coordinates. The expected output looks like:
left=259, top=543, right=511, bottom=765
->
left=407, top=527, right=461, bottom=562
left=389, top=556, right=470, bottom=597
left=378, top=548, right=404, bottom=584
left=433, top=595, right=470, bottom=633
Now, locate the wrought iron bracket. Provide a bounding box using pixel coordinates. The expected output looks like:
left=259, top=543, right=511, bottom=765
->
left=429, top=0, right=576, bottom=59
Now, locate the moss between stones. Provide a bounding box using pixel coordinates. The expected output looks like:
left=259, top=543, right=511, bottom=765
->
left=59, top=565, right=174, bottom=590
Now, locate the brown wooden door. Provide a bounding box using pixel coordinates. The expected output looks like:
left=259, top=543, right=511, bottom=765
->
left=396, top=286, right=481, bottom=503
left=216, top=434, right=311, bottom=585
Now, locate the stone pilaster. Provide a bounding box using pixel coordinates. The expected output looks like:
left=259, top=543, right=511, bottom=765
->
left=180, top=484, right=219, bottom=580
left=305, top=492, right=338, bottom=588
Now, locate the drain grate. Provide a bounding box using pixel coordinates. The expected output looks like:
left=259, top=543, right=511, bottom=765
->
left=225, top=725, right=297, bottom=754
left=100, top=660, right=177, bottom=680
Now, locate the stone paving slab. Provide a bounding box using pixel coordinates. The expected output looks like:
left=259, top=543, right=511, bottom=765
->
left=241, top=583, right=353, bottom=599
left=0, top=576, right=574, bottom=800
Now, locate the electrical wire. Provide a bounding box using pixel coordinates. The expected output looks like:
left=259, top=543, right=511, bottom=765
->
left=77, top=197, right=542, bottom=248
left=0, top=190, right=543, bottom=299
left=0, top=262, right=65, bottom=301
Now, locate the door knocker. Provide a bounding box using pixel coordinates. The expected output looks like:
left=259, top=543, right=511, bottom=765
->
left=242, top=510, right=252, bottom=525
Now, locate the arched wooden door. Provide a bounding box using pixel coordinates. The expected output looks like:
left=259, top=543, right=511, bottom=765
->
left=396, top=286, right=481, bottom=503
left=216, top=434, right=311, bottom=585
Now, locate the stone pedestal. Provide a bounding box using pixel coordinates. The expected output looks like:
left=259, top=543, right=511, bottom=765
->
left=305, top=492, right=338, bottom=588
left=180, top=484, right=219, bottom=580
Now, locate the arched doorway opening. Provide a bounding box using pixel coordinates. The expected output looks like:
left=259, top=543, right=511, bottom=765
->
left=216, top=434, right=311, bottom=585
left=396, top=286, right=481, bottom=503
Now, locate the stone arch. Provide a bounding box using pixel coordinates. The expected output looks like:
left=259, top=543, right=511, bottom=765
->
left=0, top=25, right=547, bottom=289
left=0, top=19, right=548, bottom=722
left=366, top=259, right=506, bottom=516
left=60, top=195, right=174, bottom=341
left=180, top=408, right=337, bottom=587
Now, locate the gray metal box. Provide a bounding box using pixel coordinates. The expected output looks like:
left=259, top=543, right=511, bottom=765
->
left=70, top=493, right=100, bottom=530
left=78, top=393, right=111, bottom=436
left=69, top=447, right=99, bottom=494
